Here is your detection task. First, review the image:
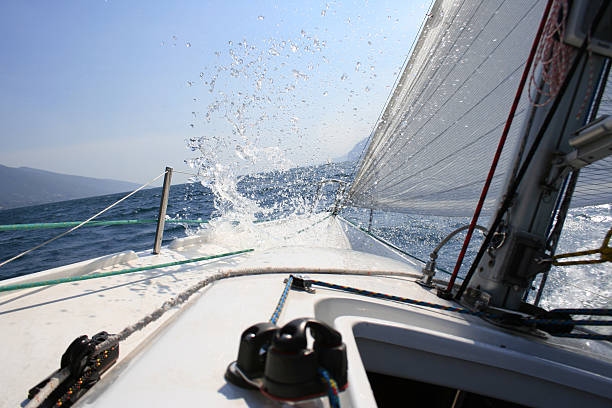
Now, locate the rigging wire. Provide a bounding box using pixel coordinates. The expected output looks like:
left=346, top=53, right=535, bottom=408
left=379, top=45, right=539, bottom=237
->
left=445, top=0, right=555, bottom=292
left=455, top=0, right=612, bottom=300
left=0, top=170, right=168, bottom=269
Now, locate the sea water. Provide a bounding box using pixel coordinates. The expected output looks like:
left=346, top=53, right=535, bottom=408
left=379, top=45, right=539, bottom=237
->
left=0, top=166, right=609, bottom=312
left=1, top=11, right=610, bottom=315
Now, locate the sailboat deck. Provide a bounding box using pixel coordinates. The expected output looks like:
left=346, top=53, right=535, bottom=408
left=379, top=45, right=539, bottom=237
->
left=1, top=216, right=610, bottom=407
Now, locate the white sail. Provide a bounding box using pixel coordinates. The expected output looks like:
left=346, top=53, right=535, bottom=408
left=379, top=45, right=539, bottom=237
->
left=347, top=0, right=547, bottom=216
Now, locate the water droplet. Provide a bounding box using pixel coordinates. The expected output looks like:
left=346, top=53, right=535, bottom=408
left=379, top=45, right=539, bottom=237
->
left=368, top=41, right=372, bottom=46
left=365, top=86, right=370, bottom=92
left=258, top=15, right=264, bottom=20
left=228, top=40, right=233, bottom=46
left=321, top=9, right=326, bottom=16
left=187, top=81, right=194, bottom=87
left=185, top=42, right=191, bottom=48
left=323, top=91, right=328, bottom=96
left=355, top=61, right=361, bottom=72
left=268, top=48, right=280, bottom=56
left=340, top=73, right=348, bottom=81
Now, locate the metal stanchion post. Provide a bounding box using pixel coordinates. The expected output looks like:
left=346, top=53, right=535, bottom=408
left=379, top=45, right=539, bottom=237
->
left=153, top=167, right=173, bottom=254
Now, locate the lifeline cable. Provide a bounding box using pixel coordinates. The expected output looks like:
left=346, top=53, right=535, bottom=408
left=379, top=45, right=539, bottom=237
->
left=338, top=215, right=459, bottom=278
left=0, top=170, right=168, bottom=269
left=0, top=218, right=207, bottom=231
left=0, top=249, right=254, bottom=293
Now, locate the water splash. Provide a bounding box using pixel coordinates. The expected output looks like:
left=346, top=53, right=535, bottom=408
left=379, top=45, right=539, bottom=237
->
left=185, top=30, right=337, bottom=228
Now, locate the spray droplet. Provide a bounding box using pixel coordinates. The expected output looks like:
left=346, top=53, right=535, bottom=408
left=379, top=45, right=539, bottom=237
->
left=185, top=42, right=191, bottom=48
left=340, top=73, right=348, bottom=81
left=258, top=15, right=264, bottom=20
left=228, top=40, right=233, bottom=46
left=323, top=91, right=328, bottom=96
left=268, top=48, right=280, bottom=56
left=355, top=61, right=361, bottom=72
left=321, top=9, right=326, bottom=16
left=365, top=86, right=370, bottom=92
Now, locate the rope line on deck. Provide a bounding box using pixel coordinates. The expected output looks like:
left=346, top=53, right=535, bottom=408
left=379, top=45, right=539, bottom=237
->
left=318, top=367, right=340, bottom=408
left=300, top=278, right=612, bottom=339
left=269, top=275, right=293, bottom=325
left=0, top=171, right=168, bottom=269
left=0, top=218, right=208, bottom=231
left=0, top=249, right=254, bottom=293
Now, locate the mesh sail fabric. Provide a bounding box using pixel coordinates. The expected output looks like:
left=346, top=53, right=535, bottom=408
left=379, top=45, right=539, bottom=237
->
left=347, top=0, right=546, bottom=216
left=572, top=73, right=612, bottom=208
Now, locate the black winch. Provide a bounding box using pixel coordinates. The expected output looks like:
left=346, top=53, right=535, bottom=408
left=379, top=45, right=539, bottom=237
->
left=226, top=317, right=348, bottom=402
left=28, top=331, right=119, bottom=408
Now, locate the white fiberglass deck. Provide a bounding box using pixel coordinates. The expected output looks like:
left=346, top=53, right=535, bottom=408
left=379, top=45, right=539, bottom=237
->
left=0, top=215, right=610, bottom=407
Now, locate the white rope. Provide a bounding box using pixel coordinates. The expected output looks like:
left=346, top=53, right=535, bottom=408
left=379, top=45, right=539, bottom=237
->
left=0, top=171, right=168, bottom=269
left=24, top=368, right=70, bottom=408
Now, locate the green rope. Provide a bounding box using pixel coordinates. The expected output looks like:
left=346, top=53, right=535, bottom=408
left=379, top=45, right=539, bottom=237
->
left=0, top=248, right=253, bottom=292
left=0, top=219, right=208, bottom=231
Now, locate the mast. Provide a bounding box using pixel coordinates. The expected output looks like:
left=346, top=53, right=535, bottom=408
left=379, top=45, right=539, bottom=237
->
left=463, top=1, right=612, bottom=310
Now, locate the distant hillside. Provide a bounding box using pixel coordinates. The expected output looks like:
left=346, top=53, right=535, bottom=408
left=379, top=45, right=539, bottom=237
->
left=0, top=165, right=141, bottom=210
left=335, top=137, right=369, bottom=163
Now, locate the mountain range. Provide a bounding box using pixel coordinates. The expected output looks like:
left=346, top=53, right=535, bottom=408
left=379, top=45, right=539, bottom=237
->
left=0, top=165, right=141, bottom=210
left=335, top=137, right=368, bottom=163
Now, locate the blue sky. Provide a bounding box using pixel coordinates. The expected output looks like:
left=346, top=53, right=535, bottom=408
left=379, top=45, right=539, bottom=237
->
left=0, top=1, right=429, bottom=184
